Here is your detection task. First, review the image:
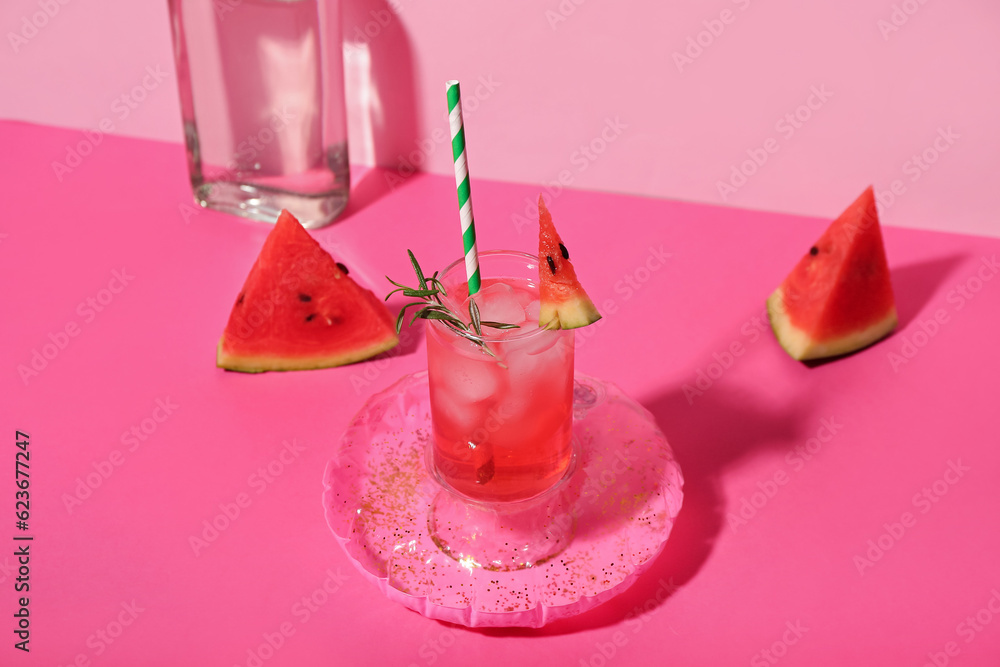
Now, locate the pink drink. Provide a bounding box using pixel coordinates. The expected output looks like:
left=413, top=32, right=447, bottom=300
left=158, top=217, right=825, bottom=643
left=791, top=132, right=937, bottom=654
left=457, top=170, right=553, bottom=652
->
left=427, top=252, right=575, bottom=503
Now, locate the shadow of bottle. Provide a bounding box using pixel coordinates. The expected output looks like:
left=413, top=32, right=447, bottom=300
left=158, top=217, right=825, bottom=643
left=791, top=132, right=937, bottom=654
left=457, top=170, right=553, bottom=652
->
left=339, top=0, right=421, bottom=220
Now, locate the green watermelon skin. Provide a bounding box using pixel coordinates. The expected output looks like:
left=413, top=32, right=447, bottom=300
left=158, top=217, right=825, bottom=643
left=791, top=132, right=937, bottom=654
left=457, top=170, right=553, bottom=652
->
left=768, top=186, right=897, bottom=361
left=217, top=210, right=398, bottom=372
left=537, top=195, right=601, bottom=330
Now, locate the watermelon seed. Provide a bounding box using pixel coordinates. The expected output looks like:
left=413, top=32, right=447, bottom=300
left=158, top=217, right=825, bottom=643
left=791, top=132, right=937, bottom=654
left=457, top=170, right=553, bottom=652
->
left=236, top=293, right=245, bottom=305
left=559, top=243, right=569, bottom=260
left=305, top=313, right=316, bottom=322
left=546, top=255, right=556, bottom=274
left=299, top=293, right=312, bottom=302
left=810, top=246, right=819, bottom=256
left=336, top=262, right=349, bottom=275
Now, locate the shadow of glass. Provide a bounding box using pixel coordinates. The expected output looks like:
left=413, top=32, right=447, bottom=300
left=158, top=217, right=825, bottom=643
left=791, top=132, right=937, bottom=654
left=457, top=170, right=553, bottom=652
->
left=473, top=382, right=811, bottom=637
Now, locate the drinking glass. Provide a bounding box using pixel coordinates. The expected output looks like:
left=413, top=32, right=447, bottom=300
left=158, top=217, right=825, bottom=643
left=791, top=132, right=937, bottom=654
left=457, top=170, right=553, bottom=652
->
left=425, top=251, right=578, bottom=571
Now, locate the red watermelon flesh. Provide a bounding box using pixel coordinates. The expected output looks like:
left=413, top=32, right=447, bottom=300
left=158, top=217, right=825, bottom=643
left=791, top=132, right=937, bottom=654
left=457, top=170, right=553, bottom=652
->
left=767, top=186, right=897, bottom=360
left=537, top=195, right=601, bottom=329
left=217, top=210, right=398, bottom=372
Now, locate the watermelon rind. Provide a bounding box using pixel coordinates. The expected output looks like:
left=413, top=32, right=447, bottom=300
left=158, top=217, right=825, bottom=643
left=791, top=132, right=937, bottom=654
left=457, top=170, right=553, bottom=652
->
left=537, top=195, right=601, bottom=330
left=216, top=334, right=399, bottom=373
left=539, top=292, right=602, bottom=330
left=767, top=286, right=898, bottom=361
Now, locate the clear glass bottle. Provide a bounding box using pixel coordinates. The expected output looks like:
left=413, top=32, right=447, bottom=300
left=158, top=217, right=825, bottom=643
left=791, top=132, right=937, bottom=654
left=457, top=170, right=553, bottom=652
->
left=168, top=0, right=349, bottom=228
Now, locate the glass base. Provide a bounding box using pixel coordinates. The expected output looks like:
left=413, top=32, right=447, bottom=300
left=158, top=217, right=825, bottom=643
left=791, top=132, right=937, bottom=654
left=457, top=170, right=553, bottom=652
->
left=428, top=474, right=577, bottom=572
left=193, top=181, right=349, bottom=229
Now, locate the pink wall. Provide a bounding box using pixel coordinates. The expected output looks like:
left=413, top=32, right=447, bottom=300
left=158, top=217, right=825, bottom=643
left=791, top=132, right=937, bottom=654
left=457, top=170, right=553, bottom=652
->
left=2, top=0, right=998, bottom=237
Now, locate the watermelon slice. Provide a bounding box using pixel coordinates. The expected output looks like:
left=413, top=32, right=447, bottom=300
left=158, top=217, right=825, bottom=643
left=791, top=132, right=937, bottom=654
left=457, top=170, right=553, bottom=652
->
left=537, top=195, right=601, bottom=329
left=217, top=210, right=398, bottom=372
left=767, top=186, right=897, bottom=361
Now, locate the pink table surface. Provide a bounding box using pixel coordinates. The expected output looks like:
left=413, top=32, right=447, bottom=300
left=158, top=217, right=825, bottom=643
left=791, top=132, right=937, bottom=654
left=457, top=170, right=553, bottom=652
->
left=3, top=120, right=1000, bottom=666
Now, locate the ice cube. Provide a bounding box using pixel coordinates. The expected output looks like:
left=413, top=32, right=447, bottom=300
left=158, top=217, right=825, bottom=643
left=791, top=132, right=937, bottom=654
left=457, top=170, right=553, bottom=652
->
left=513, top=285, right=538, bottom=308
left=431, top=381, right=487, bottom=432
left=490, top=374, right=535, bottom=423
left=440, top=355, right=503, bottom=404
left=503, top=337, right=573, bottom=409
left=467, top=283, right=525, bottom=327
left=501, top=325, right=561, bottom=357
left=507, top=344, right=545, bottom=380
left=524, top=299, right=541, bottom=324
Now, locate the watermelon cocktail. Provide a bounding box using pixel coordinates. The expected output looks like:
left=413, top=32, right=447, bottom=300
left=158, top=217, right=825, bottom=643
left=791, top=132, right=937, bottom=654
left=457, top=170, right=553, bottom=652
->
left=389, top=196, right=601, bottom=569
left=427, top=251, right=576, bottom=503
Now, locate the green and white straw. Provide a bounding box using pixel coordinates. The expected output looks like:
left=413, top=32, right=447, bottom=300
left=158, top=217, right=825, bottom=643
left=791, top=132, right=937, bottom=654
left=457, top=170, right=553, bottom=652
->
left=446, top=80, right=481, bottom=296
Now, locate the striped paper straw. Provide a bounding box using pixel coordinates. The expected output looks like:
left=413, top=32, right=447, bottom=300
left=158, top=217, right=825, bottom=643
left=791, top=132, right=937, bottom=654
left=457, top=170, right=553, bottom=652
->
left=446, top=80, right=481, bottom=295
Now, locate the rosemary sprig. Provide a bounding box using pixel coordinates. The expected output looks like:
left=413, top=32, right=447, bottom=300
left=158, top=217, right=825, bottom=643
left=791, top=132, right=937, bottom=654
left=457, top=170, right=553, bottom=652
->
left=385, top=250, right=519, bottom=359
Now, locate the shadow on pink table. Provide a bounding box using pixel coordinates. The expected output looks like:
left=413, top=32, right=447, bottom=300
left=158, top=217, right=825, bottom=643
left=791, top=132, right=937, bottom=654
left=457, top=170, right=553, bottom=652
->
left=476, top=247, right=970, bottom=637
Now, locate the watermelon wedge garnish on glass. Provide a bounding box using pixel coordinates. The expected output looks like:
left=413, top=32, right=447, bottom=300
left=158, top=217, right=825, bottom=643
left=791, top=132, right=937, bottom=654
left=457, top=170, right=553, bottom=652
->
left=768, top=186, right=897, bottom=361
left=217, top=210, right=399, bottom=372
left=537, top=195, right=601, bottom=329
